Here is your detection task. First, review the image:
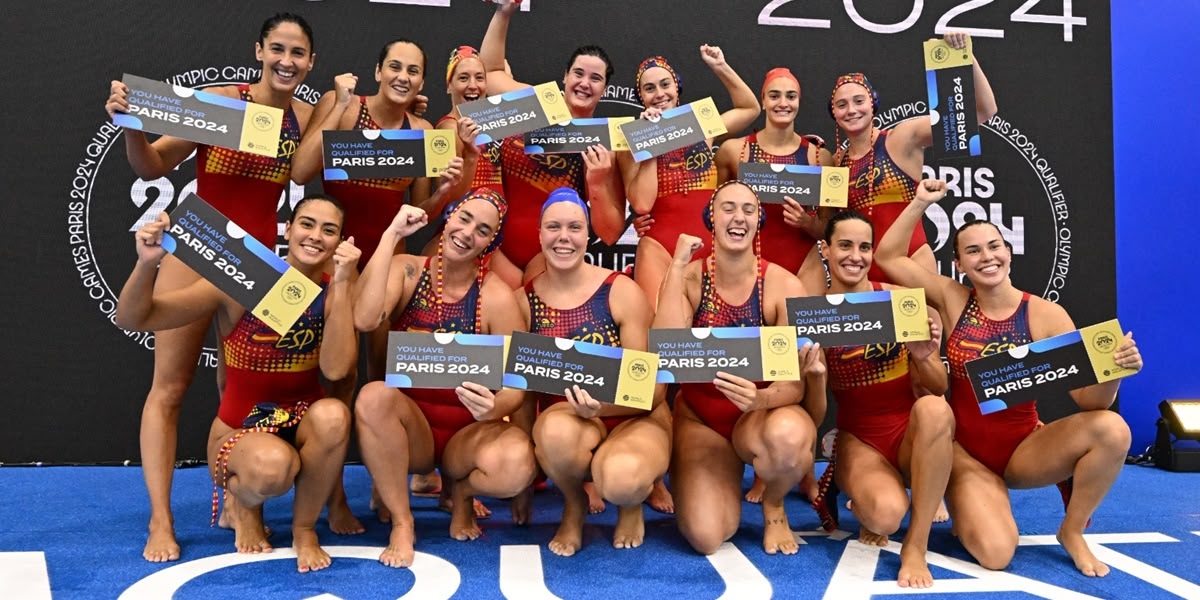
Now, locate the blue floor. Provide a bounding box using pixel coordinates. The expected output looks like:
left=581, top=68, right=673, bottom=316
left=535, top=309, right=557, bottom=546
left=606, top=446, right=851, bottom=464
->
left=1, top=464, right=1198, bottom=599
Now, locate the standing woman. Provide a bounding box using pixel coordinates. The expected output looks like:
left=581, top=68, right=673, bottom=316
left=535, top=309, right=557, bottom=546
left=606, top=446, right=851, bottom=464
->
left=519, top=188, right=671, bottom=556
left=478, top=1, right=627, bottom=278
left=715, top=67, right=834, bottom=274
left=292, top=38, right=471, bottom=268
left=422, top=45, right=520, bottom=287
left=620, top=48, right=760, bottom=307
left=104, top=13, right=318, bottom=562
left=876, top=179, right=1141, bottom=577
left=116, top=195, right=359, bottom=574
left=812, top=32, right=997, bottom=289
left=817, top=210, right=954, bottom=588
left=655, top=181, right=826, bottom=556
left=352, top=193, right=535, bottom=569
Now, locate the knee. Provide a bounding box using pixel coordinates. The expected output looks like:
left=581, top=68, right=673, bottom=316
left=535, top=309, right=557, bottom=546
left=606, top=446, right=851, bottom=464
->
left=145, top=378, right=193, bottom=410
left=243, top=446, right=299, bottom=497
left=481, top=438, right=536, bottom=496
left=912, top=395, right=955, bottom=437
left=1089, top=410, right=1132, bottom=453
left=854, top=494, right=907, bottom=535
left=305, top=400, right=351, bottom=445
left=680, top=523, right=731, bottom=556
left=533, top=412, right=584, bottom=455
left=961, top=527, right=1017, bottom=570
left=354, top=382, right=396, bottom=426
left=762, top=410, right=814, bottom=459
left=594, top=452, right=652, bottom=504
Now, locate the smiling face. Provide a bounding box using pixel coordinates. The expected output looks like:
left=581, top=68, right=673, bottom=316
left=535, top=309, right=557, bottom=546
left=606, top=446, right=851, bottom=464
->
left=255, top=22, right=313, bottom=94
left=442, top=197, right=501, bottom=262
left=285, top=199, right=343, bottom=269
left=762, top=78, right=800, bottom=128
left=831, top=82, right=874, bottom=135
left=711, top=184, right=760, bottom=252
left=638, top=66, right=679, bottom=110
left=822, top=216, right=874, bottom=289
left=954, top=222, right=1012, bottom=288
left=539, top=200, right=590, bottom=270
left=447, top=56, right=487, bottom=106
left=376, top=41, right=425, bottom=107
left=562, top=54, right=607, bottom=116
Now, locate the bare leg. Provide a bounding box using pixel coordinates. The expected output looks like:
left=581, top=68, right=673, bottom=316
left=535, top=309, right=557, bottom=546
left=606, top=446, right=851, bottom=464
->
left=672, top=405, right=744, bottom=555
left=835, top=433, right=907, bottom=548
left=355, top=382, right=436, bottom=568
left=207, top=422, right=300, bottom=556
left=632, top=237, right=671, bottom=311
left=1006, top=410, right=1131, bottom=577
left=533, top=403, right=604, bottom=557
left=894, top=395, right=955, bottom=589
left=442, top=422, right=536, bottom=541
left=141, top=258, right=209, bottom=563
left=734, top=406, right=814, bottom=555
left=322, top=371, right=364, bottom=536
left=944, top=444, right=1018, bottom=570
left=593, top=403, right=671, bottom=549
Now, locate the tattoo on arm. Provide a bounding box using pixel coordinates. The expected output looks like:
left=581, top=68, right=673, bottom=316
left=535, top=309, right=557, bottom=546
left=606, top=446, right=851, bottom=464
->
left=405, top=263, right=416, bottom=279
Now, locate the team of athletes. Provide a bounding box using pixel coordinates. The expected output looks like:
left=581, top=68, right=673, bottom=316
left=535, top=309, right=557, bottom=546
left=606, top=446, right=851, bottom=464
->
left=108, top=6, right=1143, bottom=588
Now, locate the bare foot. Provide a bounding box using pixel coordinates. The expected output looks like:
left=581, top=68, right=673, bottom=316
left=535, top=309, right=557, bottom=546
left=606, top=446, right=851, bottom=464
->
left=612, top=505, right=645, bottom=549
left=744, top=475, right=765, bottom=504
left=859, top=526, right=889, bottom=547
left=450, top=494, right=483, bottom=541
left=645, top=478, right=675, bottom=514
left=231, top=501, right=272, bottom=554
left=510, top=486, right=533, bottom=525
left=934, top=499, right=950, bottom=524
left=411, top=471, right=442, bottom=497
left=143, top=519, right=181, bottom=563
left=897, top=543, right=933, bottom=588
left=583, top=481, right=606, bottom=514
left=294, top=528, right=332, bottom=573
left=327, top=498, right=365, bottom=535
left=370, top=487, right=392, bottom=524
left=548, top=502, right=585, bottom=557
left=379, top=521, right=416, bottom=568
left=218, top=492, right=271, bottom=535
left=1057, top=528, right=1109, bottom=577
left=762, top=503, right=799, bottom=555
left=437, top=489, right=492, bottom=519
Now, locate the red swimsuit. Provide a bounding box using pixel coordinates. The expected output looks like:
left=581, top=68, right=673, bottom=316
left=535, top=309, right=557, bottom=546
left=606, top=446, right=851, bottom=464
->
left=391, top=257, right=483, bottom=463
left=679, top=259, right=770, bottom=441
left=321, top=96, right=416, bottom=267
left=642, top=141, right=717, bottom=260
left=945, top=291, right=1039, bottom=476
left=195, top=84, right=300, bottom=247
left=740, top=132, right=819, bottom=272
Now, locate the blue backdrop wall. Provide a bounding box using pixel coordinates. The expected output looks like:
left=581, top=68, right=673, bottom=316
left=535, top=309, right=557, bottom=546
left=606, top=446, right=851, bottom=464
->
left=1113, top=1, right=1200, bottom=453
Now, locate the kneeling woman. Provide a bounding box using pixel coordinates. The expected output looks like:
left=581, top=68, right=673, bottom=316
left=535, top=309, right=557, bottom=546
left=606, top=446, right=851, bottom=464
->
left=353, top=191, right=536, bottom=569
left=116, top=195, right=359, bottom=573
left=876, top=179, right=1142, bottom=577
left=520, top=188, right=671, bottom=556
left=656, top=181, right=826, bottom=555
left=820, top=210, right=954, bottom=588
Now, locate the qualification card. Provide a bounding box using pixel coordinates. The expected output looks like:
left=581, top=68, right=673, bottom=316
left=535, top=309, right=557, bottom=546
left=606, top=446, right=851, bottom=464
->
left=924, top=38, right=980, bottom=160
left=737, top=163, right=850, bottom=208
left=385, top=332, right=505, bottom=390
left=650, top=326, right=801, bottom=384
left=524, top=117, right=634, bottom=153
left=502, top=331, right=657, bottom=410
left=163, top=193, right=321, bottom=336
left=113, top=74, right=283, bottom=157
left=965, top=319, right=1135, bottom=415
left=788, top=289, right=930, bottom=347
left=459, top=82, right=572, bottom=145
left=620, top=97, right=727, bottom=162
left=322, top=129, right=455, bottom=179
